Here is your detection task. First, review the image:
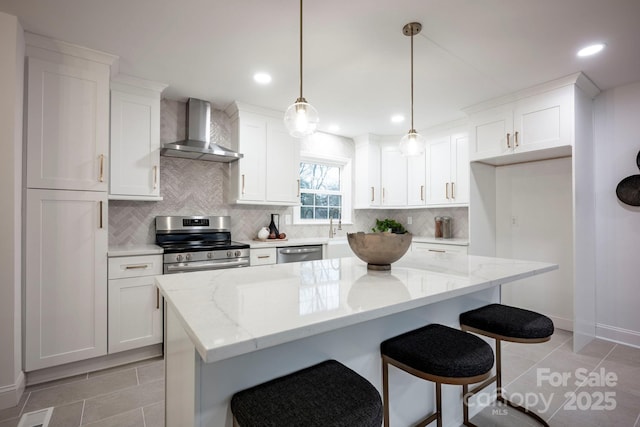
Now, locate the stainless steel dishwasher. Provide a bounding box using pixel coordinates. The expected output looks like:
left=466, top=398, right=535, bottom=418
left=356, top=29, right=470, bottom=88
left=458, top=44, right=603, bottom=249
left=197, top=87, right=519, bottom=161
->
left=276, top=245, right=323, bottom=263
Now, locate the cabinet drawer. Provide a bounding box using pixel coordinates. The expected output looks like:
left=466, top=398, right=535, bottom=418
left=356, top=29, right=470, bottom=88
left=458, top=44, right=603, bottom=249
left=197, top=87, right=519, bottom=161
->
left=108, top=255, right=163, bottom=279
left=250, top=248, right=277, bottom=266
left=412, top=242, right=468, bottom=255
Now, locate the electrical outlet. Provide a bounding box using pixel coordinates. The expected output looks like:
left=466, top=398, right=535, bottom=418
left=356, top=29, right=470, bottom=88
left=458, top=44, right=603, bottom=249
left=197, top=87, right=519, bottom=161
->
left=407, top=216, right=412, bottom=225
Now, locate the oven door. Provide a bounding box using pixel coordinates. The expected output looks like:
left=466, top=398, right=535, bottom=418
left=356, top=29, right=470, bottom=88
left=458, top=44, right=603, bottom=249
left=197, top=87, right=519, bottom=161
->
left=164, top=258, right=250, bottom=274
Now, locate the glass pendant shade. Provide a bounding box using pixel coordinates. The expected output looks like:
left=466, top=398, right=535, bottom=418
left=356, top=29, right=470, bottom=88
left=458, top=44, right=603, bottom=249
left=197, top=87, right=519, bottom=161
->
left=399, top=129, right=426, bottom=157
left=284, top=98, right=319, bottom=138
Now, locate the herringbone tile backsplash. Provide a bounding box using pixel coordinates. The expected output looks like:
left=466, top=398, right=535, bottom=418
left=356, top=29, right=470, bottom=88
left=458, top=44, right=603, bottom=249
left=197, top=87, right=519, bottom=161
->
left=108, top=99, right=468, bottom=246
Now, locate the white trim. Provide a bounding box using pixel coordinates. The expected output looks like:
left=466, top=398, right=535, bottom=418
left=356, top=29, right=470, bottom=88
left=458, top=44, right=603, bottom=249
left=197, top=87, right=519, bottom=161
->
left=0, top=371, right=25, bottom=410
left=547, top=314, right=573, bottom=332
left=111, top=74, right=168, bottom=95
left=596, top=323, right=640, bottom=348
left=25, top=32, right=117, bottom=65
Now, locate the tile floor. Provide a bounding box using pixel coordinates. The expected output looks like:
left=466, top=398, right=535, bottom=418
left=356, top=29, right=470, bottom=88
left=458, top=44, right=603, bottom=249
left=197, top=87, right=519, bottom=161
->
left=0, top=330, right=638, bottom=427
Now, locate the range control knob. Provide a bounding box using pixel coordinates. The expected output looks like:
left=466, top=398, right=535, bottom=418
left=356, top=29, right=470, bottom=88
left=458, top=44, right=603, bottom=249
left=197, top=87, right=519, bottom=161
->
left=207, top=252, right=213, bottom=259
left=234, top=250, right=242, bottom=257
left=176, top=254, right=183, bottom=262
left=185, top=253, right=192, bottom=261
left=226, top=251, right=233, bottom=258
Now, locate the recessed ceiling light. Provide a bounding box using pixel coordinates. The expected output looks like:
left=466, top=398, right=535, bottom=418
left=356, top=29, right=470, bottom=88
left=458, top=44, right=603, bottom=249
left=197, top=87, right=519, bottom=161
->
left=577, top=43, right=606, bottom=57
left=253, top=72, right=272, bottom=84
left=328, top=124, right=340, bottom=133
left=391, top=114, right=405, bottom=123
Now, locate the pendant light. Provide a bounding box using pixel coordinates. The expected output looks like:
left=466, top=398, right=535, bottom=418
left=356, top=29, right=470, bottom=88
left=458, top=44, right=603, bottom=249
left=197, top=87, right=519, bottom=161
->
left=398, top=22, right=426, bottom=157
left=284, top=0, right=319, bottom=138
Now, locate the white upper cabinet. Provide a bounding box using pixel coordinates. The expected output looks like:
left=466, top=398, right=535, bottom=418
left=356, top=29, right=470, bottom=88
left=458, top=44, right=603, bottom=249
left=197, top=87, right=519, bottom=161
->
left=354, top=136, right=381, bottom=208
left=407, top=150, right=427, bottom=206
left=466, top=73, right=600, bottom=166
left=109, top=75, right=167, bottom=200
left=26, top=54, right=111, bottom=191
left=426, top=131, right=469, bottom=206
left=226, top=102, right=300, bottom=205
left=380, top=143, right=408, bottom=207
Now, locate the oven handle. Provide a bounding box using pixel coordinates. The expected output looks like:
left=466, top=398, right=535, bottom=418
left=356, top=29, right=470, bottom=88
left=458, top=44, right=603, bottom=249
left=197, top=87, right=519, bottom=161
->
left=166, top=259, right=249, bottom=272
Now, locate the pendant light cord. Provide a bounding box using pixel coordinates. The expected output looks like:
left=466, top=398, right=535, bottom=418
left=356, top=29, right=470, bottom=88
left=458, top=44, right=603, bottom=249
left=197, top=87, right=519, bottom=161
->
left=410, top=28, right=414, bottom=131
left=299, top=0, right=304, bottom=100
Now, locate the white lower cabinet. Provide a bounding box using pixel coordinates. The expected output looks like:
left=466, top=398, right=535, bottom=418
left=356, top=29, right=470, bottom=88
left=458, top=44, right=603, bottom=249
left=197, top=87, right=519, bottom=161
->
left=25, top=189, right=108, bottom=371
left=250, top=248, right=277, bottom=266
left=412, top=242, right=468, bottom=255
left=108, top=255, right=163, bottom=353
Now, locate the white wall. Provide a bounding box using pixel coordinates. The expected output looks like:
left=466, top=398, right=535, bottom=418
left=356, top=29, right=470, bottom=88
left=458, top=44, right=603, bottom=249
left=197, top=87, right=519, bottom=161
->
left=497, top=158, right=574, bottom=330
left=593, top=80, right=640, bottom=347
left=0, top=11, right=24, bottom=410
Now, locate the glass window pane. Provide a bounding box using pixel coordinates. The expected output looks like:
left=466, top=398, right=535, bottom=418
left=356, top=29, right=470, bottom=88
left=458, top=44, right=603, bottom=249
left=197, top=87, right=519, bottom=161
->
left=315, top=208, right=328, bottom=219
left=300, top=162, right=341, bottom=191
left=299, top=163, right=313, bottom=189
left=321, top=167, right=340, bottom=191
left=329, top=208, right=341, bottom=219
left=328, top=195, right=342, bottom=206
left=315, top=194, right=328, bottom=206
left=301, top=207, right=314, bottom=219
left=300, top=193, right=314, bottom=206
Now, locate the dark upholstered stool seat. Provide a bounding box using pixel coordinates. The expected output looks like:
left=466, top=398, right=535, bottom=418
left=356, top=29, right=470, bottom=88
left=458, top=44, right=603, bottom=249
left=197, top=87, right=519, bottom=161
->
left=460, top=303, right=554, bottom=340
left=381, top=324, right=494, bottom=426
left=459, top=304, right=554, bottom=426
left=381, top=324, right=494, bottom=380
left=230, top=359, right=382, bottom=427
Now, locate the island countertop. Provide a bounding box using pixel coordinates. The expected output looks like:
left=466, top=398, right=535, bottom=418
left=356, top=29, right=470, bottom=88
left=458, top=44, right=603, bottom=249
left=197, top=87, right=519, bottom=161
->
left=155, top=252, right=557, bottom=364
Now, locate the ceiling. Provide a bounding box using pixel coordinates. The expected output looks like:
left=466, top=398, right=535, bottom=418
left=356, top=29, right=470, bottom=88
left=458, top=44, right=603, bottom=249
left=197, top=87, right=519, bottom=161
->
left=1, top=0, right=639, bottom=138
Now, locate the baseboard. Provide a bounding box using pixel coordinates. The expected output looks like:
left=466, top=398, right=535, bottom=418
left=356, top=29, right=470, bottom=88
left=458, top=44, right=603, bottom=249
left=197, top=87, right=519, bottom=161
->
left=547, top=314, right=573, bottom=332
left=596, top=323, right=640, bottom=348
left=0, top=371, right=25, bottom=411
left=26, top=344, right=162, bottom=386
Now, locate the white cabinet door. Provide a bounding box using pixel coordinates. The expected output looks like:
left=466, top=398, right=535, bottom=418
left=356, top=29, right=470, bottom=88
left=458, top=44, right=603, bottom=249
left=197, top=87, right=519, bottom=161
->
left=109, top=90, right=161, bottom=198
left=108, top=276, right=163, bottom=353
left=407, top=151, right=426, bottom=206
left=451, top=133, right=470, bottom=204
left=26, top=56, right=110, bottom=191
left=250, top=248, right=277, bottom=266
left=380, top=146, right=407, bottom=206
left=354, top=139, right=381, bottom=208
left=427, top=136, right=453, bottom=205
left=469, top=105, right=513, bottom=161
left=25, top=189, right=108, bottom=371
left=232, top=112, right=267, bottom=203
left=513, top=87, right=571, bottom=154
left=266, top=119, right=300, bottom=204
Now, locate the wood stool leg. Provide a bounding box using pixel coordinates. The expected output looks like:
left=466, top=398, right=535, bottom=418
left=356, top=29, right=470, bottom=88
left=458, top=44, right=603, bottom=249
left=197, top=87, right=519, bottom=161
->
left=435, top=382, right=442, bottom=427
left=383, top=358, right=390, bottom=427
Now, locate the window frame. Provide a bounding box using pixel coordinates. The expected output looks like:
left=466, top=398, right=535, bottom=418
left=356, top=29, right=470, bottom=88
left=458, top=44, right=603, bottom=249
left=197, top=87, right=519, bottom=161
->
left=294, top=152, right=352, bottom=225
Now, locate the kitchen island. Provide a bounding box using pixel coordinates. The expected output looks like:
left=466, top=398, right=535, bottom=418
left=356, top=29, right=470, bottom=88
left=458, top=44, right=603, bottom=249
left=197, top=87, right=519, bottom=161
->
left=156, top=252, right=557, bottom=427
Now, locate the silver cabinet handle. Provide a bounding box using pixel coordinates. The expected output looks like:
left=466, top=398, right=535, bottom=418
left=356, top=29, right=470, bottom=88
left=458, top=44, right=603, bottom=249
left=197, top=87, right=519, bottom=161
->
left=297, top=179, right=300, bottom=197
left=514, top=131, right=519, bottom=147
left=420, top=185, right=425, bottom=201
left=257, top=255, right=271, bottom=259
left=506, top=133, right=511, bottom=149
left=445, top=183, right=450, bottom=200
left=451, top=182, right=455, bottom=199
left=156, top=287, right=160, bottom=310
left=124, top=264, right=149, bottom=270
left=371, top=186, right=375, bottom=203
left=242, top=174, right=246, bottom=195
left=428, top=249, right=446, bottom=253
left=382, top=188, right=386, bottom=204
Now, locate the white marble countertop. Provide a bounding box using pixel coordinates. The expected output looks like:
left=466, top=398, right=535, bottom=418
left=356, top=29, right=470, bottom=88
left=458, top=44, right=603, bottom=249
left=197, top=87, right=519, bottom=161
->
left=411, top=236, right=469, bottom=246
left=108, top=244, right=164, bottom=257
left=155, top=252, right=557, bottom=363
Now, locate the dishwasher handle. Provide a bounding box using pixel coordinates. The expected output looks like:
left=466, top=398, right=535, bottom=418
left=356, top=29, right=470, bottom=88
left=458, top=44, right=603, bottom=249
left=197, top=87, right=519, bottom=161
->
left=278, top=247, right=322, bottom=255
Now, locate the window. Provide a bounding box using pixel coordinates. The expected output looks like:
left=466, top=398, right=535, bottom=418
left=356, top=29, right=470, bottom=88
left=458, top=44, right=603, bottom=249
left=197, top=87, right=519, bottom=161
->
left=295, top=154, right=351, bottom=224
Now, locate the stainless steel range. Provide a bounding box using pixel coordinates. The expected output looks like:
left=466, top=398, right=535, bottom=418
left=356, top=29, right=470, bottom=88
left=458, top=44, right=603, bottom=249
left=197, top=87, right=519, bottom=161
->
left=156, top=215, right=250, bottom=274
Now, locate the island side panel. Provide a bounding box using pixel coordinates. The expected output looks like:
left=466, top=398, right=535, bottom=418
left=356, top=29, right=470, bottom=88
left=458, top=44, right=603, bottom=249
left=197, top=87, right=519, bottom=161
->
left=165, top=304, right=197, bottom=427
left=196, top=288, right=499, bottom=427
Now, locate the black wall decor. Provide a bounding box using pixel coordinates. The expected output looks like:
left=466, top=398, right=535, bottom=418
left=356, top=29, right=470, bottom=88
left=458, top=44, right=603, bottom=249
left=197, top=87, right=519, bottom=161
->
left=616, top=150, right=640, bottom=206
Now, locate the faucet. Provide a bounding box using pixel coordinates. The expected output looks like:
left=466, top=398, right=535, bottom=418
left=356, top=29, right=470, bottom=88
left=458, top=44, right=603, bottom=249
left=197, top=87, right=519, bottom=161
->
left=329, top=218, right=336, bottom=238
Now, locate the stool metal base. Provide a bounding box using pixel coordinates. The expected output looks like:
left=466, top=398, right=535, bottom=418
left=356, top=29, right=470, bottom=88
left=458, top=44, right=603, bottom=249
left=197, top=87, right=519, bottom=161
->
left=382, top=354, right=491, bottom=427
left=461, top=325, right=551, bottom=427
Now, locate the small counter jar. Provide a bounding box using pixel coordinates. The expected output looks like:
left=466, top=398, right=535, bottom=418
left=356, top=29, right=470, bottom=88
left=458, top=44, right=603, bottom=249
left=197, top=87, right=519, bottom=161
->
left=442, top=217, right=452, bottom=239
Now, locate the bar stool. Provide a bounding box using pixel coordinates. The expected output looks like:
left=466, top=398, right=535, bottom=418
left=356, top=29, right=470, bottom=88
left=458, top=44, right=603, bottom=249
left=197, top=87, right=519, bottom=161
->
left=381, top=324, right=494, bottom=427
left=460, top=303, right=554, bottom=426
left=230, top=359, right=383, bottom=427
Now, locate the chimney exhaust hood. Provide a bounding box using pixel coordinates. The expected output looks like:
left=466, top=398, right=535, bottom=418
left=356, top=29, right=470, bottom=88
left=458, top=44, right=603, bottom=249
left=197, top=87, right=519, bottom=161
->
left=160, top=98, right=243, bottom=162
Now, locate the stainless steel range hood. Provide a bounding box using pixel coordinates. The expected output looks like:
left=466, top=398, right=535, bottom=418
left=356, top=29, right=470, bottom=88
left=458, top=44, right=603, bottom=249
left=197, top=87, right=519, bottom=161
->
left=160, top=98, right=243, bottom=162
